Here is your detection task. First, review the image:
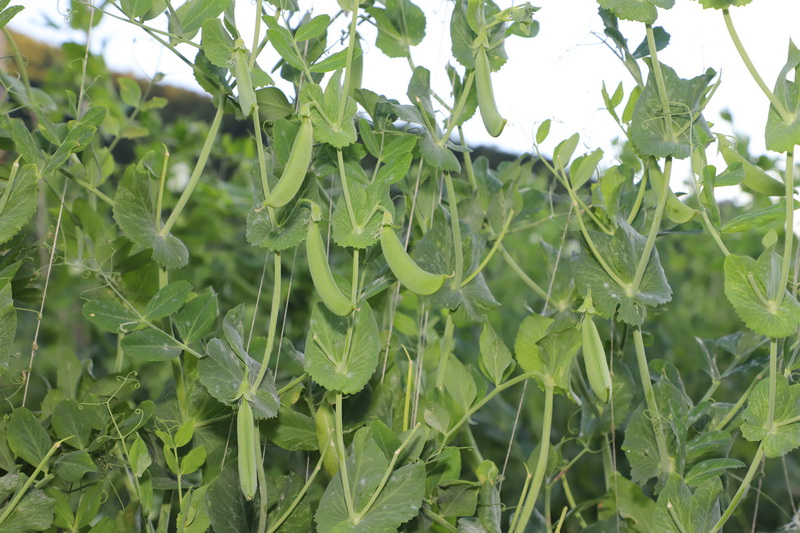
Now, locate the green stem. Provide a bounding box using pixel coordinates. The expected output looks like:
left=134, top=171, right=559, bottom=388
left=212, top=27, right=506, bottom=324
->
left=708, top=444, right=765, bottom=533
left=160, top=97, right=224, bottom=236
left=462, top=209, right=514, bottom=286
left=266, top=454, right=323, bottom=533
left=601, top=434, right=614, bottom=491
left=440, top=71, right=475, bottom=146
left=58, top=169, right=115, bottom=207
left=722, top=9, right=790, bottom=121
left=777, top=150, right=795, bottom=308
left=630, top=157, right=673, bottom=296
left=713, top=368, right=766, bottom=432
left=509, top=471, right=533, bottom=533
left=0, top=158, right=20, bottom=213
left=336, top=149, right=359, bottom=231
left=335, top=393, right=356, bottom=520
left=766, top=338, right=778, bottom=432
left=627, top=169, right=648, bottom=225
left=253, top=105, right=277, bottom=223
left=645, top=24, right=674, bottom=137
left=0, top=440, right=65, bottom=526
left=277, top=373, right=307, bottom=396
left=422, top=506, right=458, bottom=532
left=338, top=0, right=360, bottom=124
left=561, top=476, right=588, bottom=529
left=444, top=173, right=463, bottom=289
left=499, top=245, right=549, bottom=299
left=633, top=328, right=673, bottom=476
left=512, top=383, right=554, bottom=533
left=351, top=249, right=360, bottom=304
left=249, top=0, right=262, bottom=69
left=458, top=126, right=478, bottom=191
left=255, top=253, right=281, bottom=389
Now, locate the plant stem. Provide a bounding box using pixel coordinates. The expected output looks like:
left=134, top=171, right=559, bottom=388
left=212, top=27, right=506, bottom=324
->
left=266, top=454, right=323, bottom=533
left=422, top=506, right=458, bottom=532
left=766, top=338, right=778, bottom=432
left=512, top=383, right=554, bottom=533
left=462, top=209, right=514, bottom=286
left=253, top=105, right=277, bottom=222
left=255, top=253, right=281, bottom=389
left=335, top=393, right=356, bottom=520
left=160, top=97, right=224, bottom=236
left=633, top=328, right=673, bottom=476
left=709, top=444, right=765, bottom=533
left=777, top=149, right=795, bottom=308
left=713, top=368, right=767, bottom=432
left=336, top=149, right=359, bottom=230
left=499, top=245, right=549, bottom=299
left=458, top=126, right=478, bottom=191
left=631, top=157, right=672, bottom=295
left=338, top=0, right=360, bottom=124
left=645, top=24, right=674, bottom=137
left=440, top=71, right=475, bottom=145
left=722, top=9, right=790, bottom=121
left=0, top=440, right=64, bottom=526
left=444, top=173, right=463, bottom=289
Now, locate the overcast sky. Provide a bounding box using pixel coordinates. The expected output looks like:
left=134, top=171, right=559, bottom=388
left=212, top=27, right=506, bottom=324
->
left=10, top=0, right=800, bottom=191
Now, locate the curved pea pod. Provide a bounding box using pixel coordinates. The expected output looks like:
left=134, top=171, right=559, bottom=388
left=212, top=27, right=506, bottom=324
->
left=380, top=213, right=446, bottom=296
left=306, top=203, right=355, bottom=316
left=234, top=39, right=256, bottom=118
left=581, top=314, right=612, bottom=404
left=314, top=402, right=339, bottom=477
left=474, top=45, right=506, bottom=138
left=237, top=399, right=259, bottom=500
left=265, top=114, right=313, bottom=208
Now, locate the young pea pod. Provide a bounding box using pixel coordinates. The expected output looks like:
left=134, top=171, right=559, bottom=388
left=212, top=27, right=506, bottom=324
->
left=234, top=39, right=257, bottom=118
left=380, top=212, right=446, bottom=296
left=581, top=314, right=612, bottom=404
left=474, top=45, right=506, bottom=137
left=306, top=203, right=355, bottom=316
left=314, top=401, right=339, bottom=477
left=237, top=399, right=259, bottom=500
left=265, top=113, right=313, bottom=208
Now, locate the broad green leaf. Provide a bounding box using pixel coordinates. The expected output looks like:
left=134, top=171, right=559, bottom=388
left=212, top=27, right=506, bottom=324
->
left=175, top=291, right=218, bottom=343
left=41, top=124, right=97, bottom=175
left=118, top=78, right=142, bottom=107
left=82, top=300, right=141, bottom=333
left=304, top=301, right=379, bottom=394
left=266, top=19, right=307, bottom=71
left=113, top=165, right=189, bottom=269
left=684, top=458, right=744, bottom=487
left=121, top=328, right=184, bottom=361
left=718, top=142, right=784, bottom=196
left=301, top=73, right=358, bottom=148
left=695, top=0, right=751, bottom=8
left=721, top=200, right=796, bottom=233
left=366, top=0, right=426, bottom=58
left=443, top=355, right=477, bottom=410
left=246, top=183, right=311, bottom=251
left=0, top=283, right=15, bottom=375
left=622, top=403, right=671, bottom=485
left=180, top=446, right=206, bottom=474
left=198, top=338, right=244, bottom=405
left=143, top=280, right=192, bottom=320
left=741, top=376, right=800, bottom=457
left=0, top=163, right=37, bottom=245
left=201, top=18, right=235, bottom=68
left=576, top=220, right=672, bottom=326
left=554, top=133, right=580, bottom=169
left=263, top=406, right=319, bottom=451
left=630, top=63, right=714, bottom=159
left=652, top=475, right=722, bottom=533
left=120, top=0, right=154, bottom=18
left=648, top=161, right=698, bottom=224
left=514, top=315, right=580, bottom=394
left=723, top=252, right=800, bottom=338
left=178, top=0, right=228, bottom=35
left=9, top=119, right=40, bottom=166
left=766, top=41, right=800, bottom=152
left=599, top=472, right=655, bottom=531
left=53, top=450, right=96, bottom=483
left=331, top=182, right=392, bottom=249
left=0, top=484, right=54, bottom=533
left=0, top=6, right=24, bottom=30
left=129, top=435, right=152, bottom=477
left=310, top=49, right=356, bottom=73
left=207, top=459, right=257, bottom=533
left=7, top=407, right=52, bottom=468
left=374, top=135, right=415, bottom=183
left=479, top=320, right=514, bottom=386
left=295, top=14, right=330, bottom=42
left=437, top=480, right=479, bottom=517
left=598, top=0, right=675, bottom=24
left=569, top=148, right=604, bottom=189
left=52, top=400, right=93, bottom=449
left=256, top=87, right=294, bottom=122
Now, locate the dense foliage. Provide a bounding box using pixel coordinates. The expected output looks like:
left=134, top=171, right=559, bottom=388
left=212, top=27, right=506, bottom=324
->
left=0, top=0, right=799, bottom=531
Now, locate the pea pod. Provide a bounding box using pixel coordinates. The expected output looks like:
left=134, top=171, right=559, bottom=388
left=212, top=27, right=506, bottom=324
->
left=474, top=45, right=506, bottom=138
left=265, top=113, right=313, bottom=208
left=380, top=212, right=446, bottom=296
left=234, top=39, right=256, bottom=118
left=581, top=314, right=612, bottom=404
left=237, top=399, right=259, bottom=500
left=306, top=203, right=354, bottom=316
left=314, top=401, right=339, bottom=477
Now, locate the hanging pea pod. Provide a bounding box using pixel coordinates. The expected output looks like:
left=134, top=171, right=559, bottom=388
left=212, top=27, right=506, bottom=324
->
left=265, top=110, right=314, bottom=208
left=237, top=398, right=259, bottom=500
left=474, top=44, right=506, bottom=137
left=581, top=313, right=612, bottom=404
left=306, top=202, right=355, bottom=316
left=233, top=39, right=257, bottom=118
left=380, top=212, right=446, bottom=296
left=314, top=400, right=339, bottom=477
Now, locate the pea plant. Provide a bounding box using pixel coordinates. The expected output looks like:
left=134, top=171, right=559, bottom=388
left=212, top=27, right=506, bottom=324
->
left=0, top=0, right=799, bottom=531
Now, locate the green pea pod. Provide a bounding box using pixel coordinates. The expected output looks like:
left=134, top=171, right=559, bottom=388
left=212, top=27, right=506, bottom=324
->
left=234, top=39, right=256, bottom=118
left=380, top=213, right=446, bottom=296
left=581, top=314, right=611, bottom=404
left=265, top=114, right=313, bottom=208
left=306, top=203, right=354, bottom=316
left=314, top=402, right=339, bottom=477
left=474, top=45, right=506, bottom=138
left=237, top=399, right=259, bottom=500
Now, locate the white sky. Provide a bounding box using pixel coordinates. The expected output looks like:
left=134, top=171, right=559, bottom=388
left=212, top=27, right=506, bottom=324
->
left=9, top=0, right=800, bottom=196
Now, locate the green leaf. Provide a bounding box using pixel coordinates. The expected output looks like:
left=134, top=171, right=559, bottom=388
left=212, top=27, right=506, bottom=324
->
left=310, top=48, right=357, bottom=73
left=721, top=200, right=796, bottom=233
left=52, top=400, right=94, bottom=449
left=53, top=450, right=97, bottom=483
left=175, top=291, right=218, bottom=343
left=696, top=0, right=751, bottom=8
left=129, top=435, right=152, bottom=477
left=305, top=301, right=380, bottom=394
left=295, top=14, right=330, bottom=42
left=263, top=406, right=319, bottom=451
left=198, top=338, right=244, bottom=405
left=267, top=20, right=307, bottom=71
left=569, top=148, right=604, bottom=189
left=0, top=283, right=16, bottom=375
left=718, top=142, right=784, bottom=196
left=652, top=475, right=721, bottom=533
left=0, top=483, right=54, bottom=533
left=121, top=329, right=184, bottom=361
left=82, top=300, right=141, bottom=334
left=201, top=18, right=235, bottom=68
left=514, top=315, right=580, bottom=394
left=0, top=5, right=24, bottom=30
left=179, top=0, right=229, bottom=35
left=479, top=320, right=514, bottom=386
left=7, top=407, right=52, bottom=468
left=143, top=280, right=192, bottom=320
left=207, top=459, right=257, bottom=533
left=180, top=446, right=206, bottom=474
left=0, top=163, right=37, bottom=245
left=576, top=219, right=672, bottom=326
left=443, top=355, right=477, bottom=410
left=766, top=41, right=800, bottom=152
left=366, top=0, right=426, bottom=58
left=684, top=458, right=744, bottom=487
left=331, top=182, right=392, bottom=249
left=622, top=403, right=670, bottom=485
left=118, top=78, right=142, bottom=107
left=630, top=63, right=715, bottom=159
left=597, top=0, right=674, bottom=24
left=741, top=376, right=800, bottom=458
left=247, top=184, right=311, bottom=252
left=301, top=73, right=358, bottom=148
left=9, top=119, right=40, bottom=166
left=437, top=480, right=479, bottom=517
left=255, top=87, right=294, bottom=122
left=113, top=165, right=189, bottom=269
left=600, top=472, right=655, bottom=530
left=723, top=252, right=800, bottom=338
left=120, top=0, right=154, bottom=18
